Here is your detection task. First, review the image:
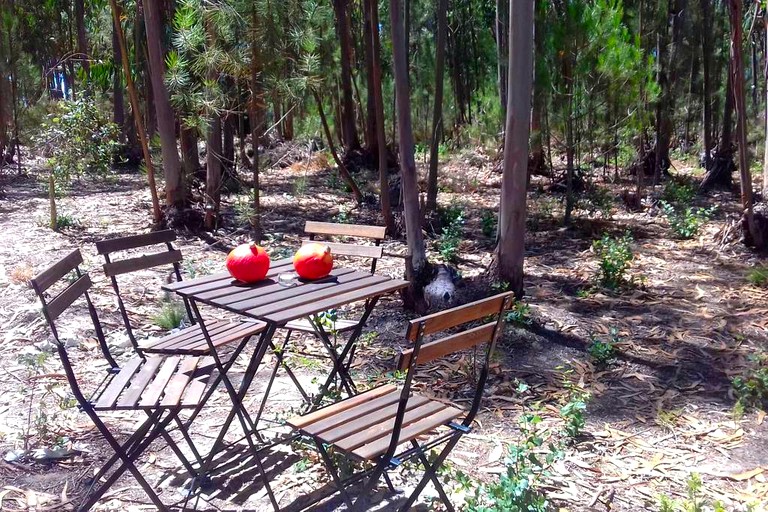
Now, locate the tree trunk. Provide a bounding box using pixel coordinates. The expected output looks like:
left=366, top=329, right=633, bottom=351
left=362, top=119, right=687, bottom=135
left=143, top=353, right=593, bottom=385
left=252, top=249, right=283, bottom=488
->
left=700, top=0, right=713, bottom=171
left=223, top=114, right=235, bottom=175
left=111, top=18, right=125, bottom=137
left=425, top=0, right=448, bottom=214
left=74, top=0, right=89, bottom=84
left=143, top=0, right=184, bottom=207
left=204, top=115, right=223, bottom=231
left=390, top=0, right=429, bottom=312
left=332, top=0, right=360, bottom=152
left=313, top=90, right=363, bottom=204
left=363, top=0, right=377, bottom=155
left=763, top=12, right=768, bottom=197
left=179, top=125, right=200, bottom=180
left=495, top=0, right=508, bottom=118
left=497, top=0, right=533, bottom=298
left=370, top=0, right=395, bottom=233
left=729, top=0, right=760, bottom=246
left=249, top=6, right=264, bottom=241
left=109, top=0, right=162, bottom=225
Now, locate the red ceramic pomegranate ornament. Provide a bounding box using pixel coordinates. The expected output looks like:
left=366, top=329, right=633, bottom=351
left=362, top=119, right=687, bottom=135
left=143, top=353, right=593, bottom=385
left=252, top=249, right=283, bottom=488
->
left=226, top=243, right=271, bottom=283
left=293, top=243, right=333, bottom=280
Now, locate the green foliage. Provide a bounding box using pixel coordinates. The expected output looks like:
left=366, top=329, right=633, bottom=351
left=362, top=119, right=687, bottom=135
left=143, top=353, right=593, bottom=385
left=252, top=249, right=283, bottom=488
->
left=293, top=176, right=309, bottom=196
left=579, top=186, right=614, bottom=218
left=660, top=201, right=716, bottom=239
left=435, top=204, right=465, bottom=263
left=152, top=301, right=187, bottom=330
left=661, top=179, right=696, bottom=206
left=505, top=301, right=532, bottom=327
left=746, top=266, right=768, bottom=287
left=656, top=474, right=730, bottom=512
left=588, top=327, right=620, bottom=366
left=731, top=353, right=768, bottom=411
left=465, top=381, right=590, bottom=511
left=481, top=210, right=497, bottom=237
left=592, top=232, right=633, bottom=289
left=34, top=98, right=119, bottom=185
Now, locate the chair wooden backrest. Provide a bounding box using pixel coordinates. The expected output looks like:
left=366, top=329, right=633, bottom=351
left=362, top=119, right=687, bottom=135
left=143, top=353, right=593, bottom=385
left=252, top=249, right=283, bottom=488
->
left=304, top=221, right=386, bottom=274
left=383, top=292, right=514, bottom=458
left=30, top=249, right=118, bottom=406
left=95, top=230, right=194, bottom=352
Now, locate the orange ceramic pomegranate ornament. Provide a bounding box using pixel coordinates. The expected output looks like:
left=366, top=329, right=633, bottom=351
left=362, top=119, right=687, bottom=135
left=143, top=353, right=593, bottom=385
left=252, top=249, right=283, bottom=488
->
left=293, top=243, right=333, bottom=280
left=226, top=243, right=271, bottom=283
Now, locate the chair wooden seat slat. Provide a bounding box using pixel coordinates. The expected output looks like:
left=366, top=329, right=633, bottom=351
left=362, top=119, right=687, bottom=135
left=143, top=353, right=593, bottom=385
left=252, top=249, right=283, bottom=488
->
left=160, top=356, right=200, bottom=407
left=298, top=388, right=402, bottom=436
left=145, top=320, right=263, bottom=355
left=117, top=357, right=165, bottom=408
left=319, top=395, right=435, bottom=445
left=352, top=405, right=463, bottom=460
left=286, top=292, right=515, bottom=512
left=95, top=357, right=144, bottom=409
left=138, top=356, right=182, bottom=409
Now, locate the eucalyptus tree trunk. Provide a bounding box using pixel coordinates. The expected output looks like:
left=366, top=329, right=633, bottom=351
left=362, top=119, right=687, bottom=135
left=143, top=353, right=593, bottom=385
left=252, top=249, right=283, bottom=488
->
left=143, top=0, right=184, bottom=207
left=495, top=0, right=508, bottom=117
left=74, top=0, right=89, bottom=83
left=497, top=0, right=534, bottom=298
left=249, top=6, right=264, bottom=241
left=369, top=0, right=395, bottom=233
left=108, top=0, right=161, bottom=225
left=425, top=0, right=448, bottom=214
left=363, top=0, right=377, bottom=154
left=700, top=0, right=713, bottom=171
left=390, top=0, right=429, bottom=312
left=204, top=115, right=223, bottom=231
left=332, top=0, right=360, bottom=152
left=729, top=0, right=760, bottom=247
left=763, top=12, right=768, bottom=197
left=111, top=19, right=124, bottom=135
left=0, top=28, right=9, bottom=160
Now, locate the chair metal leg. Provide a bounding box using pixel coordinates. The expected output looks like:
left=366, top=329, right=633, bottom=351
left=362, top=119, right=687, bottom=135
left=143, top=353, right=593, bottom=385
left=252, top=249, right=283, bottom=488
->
left=410, top=440, right=455, bottom=512
left=80, top=409, right=180, bottom=511
left=315, top=440, right=355, bottom=510
left=255, top=332, right=312, bottom=424
left=398, top=434, right=463, bottom=512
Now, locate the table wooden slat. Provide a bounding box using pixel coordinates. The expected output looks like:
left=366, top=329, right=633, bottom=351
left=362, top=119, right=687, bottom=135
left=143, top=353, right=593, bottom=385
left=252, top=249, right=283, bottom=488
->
left=264, top=279, right=408, bottom=324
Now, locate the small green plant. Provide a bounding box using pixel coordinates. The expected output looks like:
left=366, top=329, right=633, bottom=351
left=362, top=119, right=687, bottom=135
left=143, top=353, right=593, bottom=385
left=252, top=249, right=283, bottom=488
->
left=580, top=186, right=614, bottom=218
left=731, top=353, right=768, bottom=411
left=592, top=231, right=634, bottom=289
left=465, top=382, right=561, bottom=512
left=746, top=266, right=768, bottom=287
left=434, top=204, right=465, bottom=263
left=505, top=301, right=532, bottom=326
left=264, top=233, right=293, bottom=259
left=152, top=301, right=187, bottom=330
left=660, top=201, right=715, bottom=239
left=333, top=207, right=351, bottom=224
left=588, top=327, right=620, bottom=366
left=661, top=179, right=696, bottom=206
left=54, top=213, right=79, bottom=230
left=292, top=175, right=309, bottom=196
left=657, top=473, right=730, bottom=512
left=481, top=210, right=497, bottom=237
left=233, top=196, right=258, bottom=228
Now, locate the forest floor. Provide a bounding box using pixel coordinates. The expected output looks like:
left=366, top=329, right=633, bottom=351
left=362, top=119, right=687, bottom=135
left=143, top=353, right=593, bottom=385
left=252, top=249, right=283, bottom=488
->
left=0, top=144, right=767, bottom=511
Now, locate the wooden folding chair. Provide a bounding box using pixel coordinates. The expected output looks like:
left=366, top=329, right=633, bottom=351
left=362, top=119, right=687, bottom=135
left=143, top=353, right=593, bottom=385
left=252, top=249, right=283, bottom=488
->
left=96, top=230, right=275, bottom=487
left=259, top=221, right=387, bottom=413
left=30, top=250, right=215, bottom=511
left=286, top=291, right=514, bottom=511
left=95, top=230, right=265, bottom=358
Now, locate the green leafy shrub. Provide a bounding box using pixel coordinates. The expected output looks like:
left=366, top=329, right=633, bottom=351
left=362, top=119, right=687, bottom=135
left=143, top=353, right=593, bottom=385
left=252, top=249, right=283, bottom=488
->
left=661, top=179, right=696, bottom=206
left=660, top=201, right=715, bottom=239
left=592, top=232, right=633, bottom=289
left=657, top=473, right=732, bottom=512
left=435, top=204, right=464, bottom=263
left=588, top=327, right=620, bottom=366
left=481, top=210, right=496, bottom=237
left=731, top=353, right=768, bottom=410
left=580, top=186, right=614, bottom=217
left=746, top=266, right=768, bottom=287
left=505, top=301, right=532, bottom=326
left=152, top=301, right=187, bottom=330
